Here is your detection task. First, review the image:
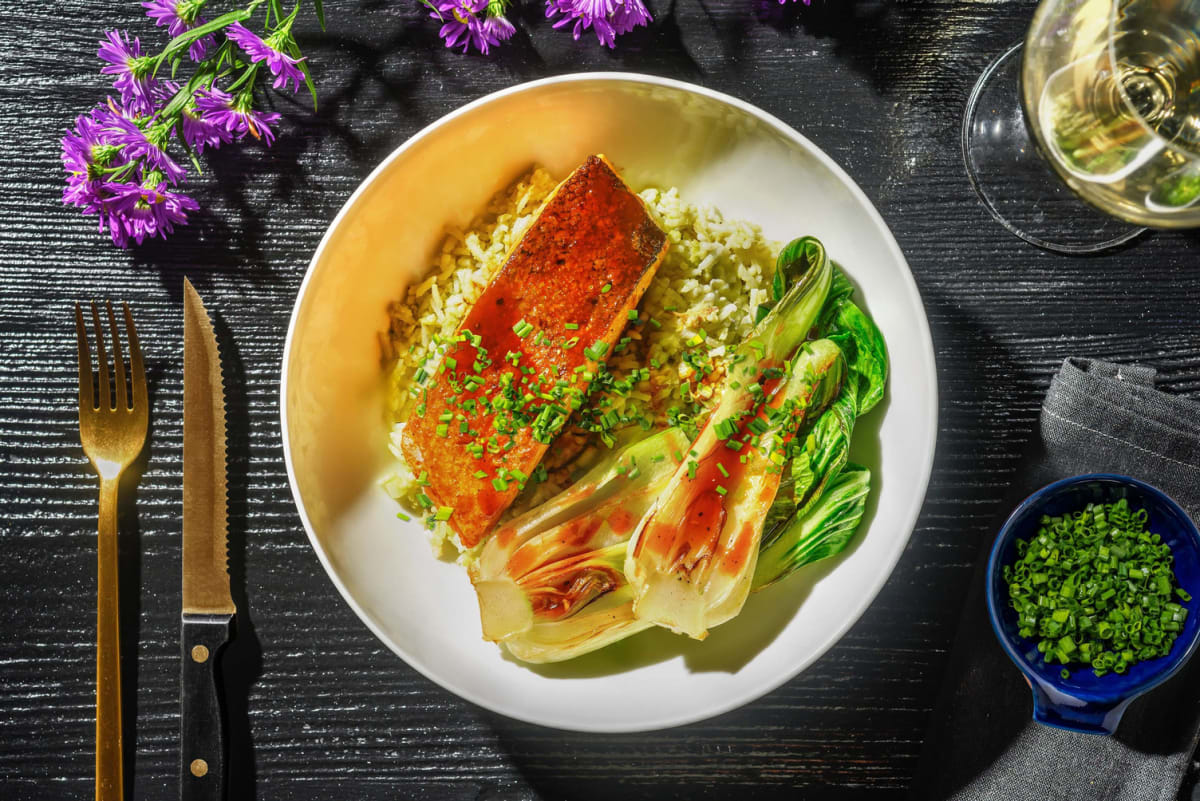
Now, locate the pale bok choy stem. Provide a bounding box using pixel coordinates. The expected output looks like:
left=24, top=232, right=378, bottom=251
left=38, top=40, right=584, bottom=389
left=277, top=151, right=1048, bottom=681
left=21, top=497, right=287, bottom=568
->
left=624, top=338, right=845, bottom=640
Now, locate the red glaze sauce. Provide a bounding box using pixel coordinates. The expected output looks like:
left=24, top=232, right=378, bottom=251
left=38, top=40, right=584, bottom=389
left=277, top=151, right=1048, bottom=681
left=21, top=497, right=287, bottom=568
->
left=634, top=372, right=796, bottom=577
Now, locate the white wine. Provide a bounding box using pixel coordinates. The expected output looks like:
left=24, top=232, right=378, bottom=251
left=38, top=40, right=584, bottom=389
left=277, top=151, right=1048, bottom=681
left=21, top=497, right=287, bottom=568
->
left=1025, top=0, right=1200, bottom=227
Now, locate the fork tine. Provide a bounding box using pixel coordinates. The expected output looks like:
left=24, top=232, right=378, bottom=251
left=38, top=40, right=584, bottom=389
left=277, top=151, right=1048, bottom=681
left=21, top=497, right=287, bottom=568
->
left=74, top=303, right=94, bottom=412
left=105, top=301, right=128, bottom=411
left=123, top=302, right=147, bottom=412
left=90, top=302, right=111, bottom=410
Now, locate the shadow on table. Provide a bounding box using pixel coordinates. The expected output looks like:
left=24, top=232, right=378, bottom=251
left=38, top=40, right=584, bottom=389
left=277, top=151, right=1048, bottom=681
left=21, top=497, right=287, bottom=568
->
left=751, top=0, right=936, bottom=95
left=117, top=357, right=161, bottom=801
left=486, top=708, right=904, bottom=801
left=212, top=311, right=264, bottom=801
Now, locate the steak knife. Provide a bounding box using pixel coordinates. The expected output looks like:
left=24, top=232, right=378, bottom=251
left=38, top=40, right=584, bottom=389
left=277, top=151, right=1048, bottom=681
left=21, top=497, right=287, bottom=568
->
left=181, top=278, right=235, bottom=801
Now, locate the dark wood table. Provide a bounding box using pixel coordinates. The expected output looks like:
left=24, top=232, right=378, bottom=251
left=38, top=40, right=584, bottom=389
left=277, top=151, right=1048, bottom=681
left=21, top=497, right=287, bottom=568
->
left=5, top=0, right=1200, bottom=798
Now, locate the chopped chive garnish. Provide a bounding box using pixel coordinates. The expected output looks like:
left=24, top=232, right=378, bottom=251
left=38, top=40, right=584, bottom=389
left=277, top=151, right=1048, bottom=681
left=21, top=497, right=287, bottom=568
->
left=492, top=477, right=509, bottom=491
left=716, top=463, right=729, bottom=478
left=715, top=485, right=728, bottom=496
left=434, top=506, right=454, bottom=521
left=512, top=319, right=534, bottom=338
left=565, top=322, right=579, bottom=330
left=396, top=512, right=411, bottom=522
left=600, top=283, right=612, bottom=293
left=583, top=341, right=610, bottom=361
left=627, top=310, right=638, bottom=321
left=1003, top=498, right=1188, bottom=677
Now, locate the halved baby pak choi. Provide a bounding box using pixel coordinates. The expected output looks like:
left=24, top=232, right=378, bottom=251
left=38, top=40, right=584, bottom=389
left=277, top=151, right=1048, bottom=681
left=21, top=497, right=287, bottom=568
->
left=623, top=240, right=841, bottom=640
left=470, top=429, right=689, bottom=662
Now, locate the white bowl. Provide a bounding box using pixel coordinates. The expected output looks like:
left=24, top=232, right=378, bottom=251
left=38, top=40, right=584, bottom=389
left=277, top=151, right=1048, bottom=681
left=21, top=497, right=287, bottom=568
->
left=281, top=73, right=937, bottom=733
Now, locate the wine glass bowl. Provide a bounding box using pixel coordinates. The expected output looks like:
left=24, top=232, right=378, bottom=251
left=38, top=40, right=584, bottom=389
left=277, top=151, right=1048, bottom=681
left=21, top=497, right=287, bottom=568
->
left=962, top=0, right=1200, bottom=252
left=1023, top=0, right=1200, bottom=229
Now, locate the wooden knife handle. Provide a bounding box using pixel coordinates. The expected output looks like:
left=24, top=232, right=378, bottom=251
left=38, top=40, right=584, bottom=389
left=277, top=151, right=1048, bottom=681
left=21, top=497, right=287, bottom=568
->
left=180, top=613, right=233, bottom=801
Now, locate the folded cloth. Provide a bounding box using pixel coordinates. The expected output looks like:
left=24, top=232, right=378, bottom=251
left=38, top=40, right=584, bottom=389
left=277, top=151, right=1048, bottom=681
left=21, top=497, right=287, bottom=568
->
left=909, top=358, right=1200, bottom=801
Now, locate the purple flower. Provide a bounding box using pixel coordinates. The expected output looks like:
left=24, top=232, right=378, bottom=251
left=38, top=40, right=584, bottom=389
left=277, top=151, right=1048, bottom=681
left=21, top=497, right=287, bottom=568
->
left=62, top=108, right=198, bottom=247
left=103, top=175, right=199, bottom=247
left=546, top=0, right=648, bottom=47
left=194, top=87, right=282, bottom=146
left=62, top=112, right=117, bottom=214
left=611, top=0, right=651, bottom=35
left=481, top=13, right=516, bottom=44
left=180, top=102, right=233, bottom=154
left=102, top=112, right=187, bottom=184
left=430, top=0, right=503, bottom=55
left=225, top=22, right=306, bottom=93
left=142, top=0, right=217, bottom=61
left=62, top=112, right=107, bottom=181
left=98, top=30, right=160, bottom=115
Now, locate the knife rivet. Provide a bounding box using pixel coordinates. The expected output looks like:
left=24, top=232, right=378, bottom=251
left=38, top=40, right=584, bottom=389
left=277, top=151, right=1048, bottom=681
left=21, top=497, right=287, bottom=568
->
left=191, top=645, right=210, bottom=663
left=190, top=759, right=209, bottom=777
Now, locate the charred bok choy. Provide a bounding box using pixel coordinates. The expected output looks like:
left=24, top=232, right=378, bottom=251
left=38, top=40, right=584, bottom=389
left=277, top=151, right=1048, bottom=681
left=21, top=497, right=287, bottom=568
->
left=624, top=237, right=841, bottom=639
left=470, top=429, right=690, bottom=663
left=753, top=265, right=888, bottom=589
left=468, top=235, right=889, bottom=662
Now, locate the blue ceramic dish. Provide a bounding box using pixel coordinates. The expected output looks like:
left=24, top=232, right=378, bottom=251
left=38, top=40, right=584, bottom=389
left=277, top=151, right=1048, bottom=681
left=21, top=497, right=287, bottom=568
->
left=986, top=474, right=1200, bottom=735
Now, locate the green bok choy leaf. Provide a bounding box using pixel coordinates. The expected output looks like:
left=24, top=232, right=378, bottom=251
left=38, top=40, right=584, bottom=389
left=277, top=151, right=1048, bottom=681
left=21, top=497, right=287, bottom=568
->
left=753, top=464, right=872, bottom=589
left=757, top=265, right=888, bottom=587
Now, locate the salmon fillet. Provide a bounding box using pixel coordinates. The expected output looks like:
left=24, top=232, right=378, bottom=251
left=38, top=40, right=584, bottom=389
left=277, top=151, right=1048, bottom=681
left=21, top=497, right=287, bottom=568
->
left=400, top=155, right=669, bottom=548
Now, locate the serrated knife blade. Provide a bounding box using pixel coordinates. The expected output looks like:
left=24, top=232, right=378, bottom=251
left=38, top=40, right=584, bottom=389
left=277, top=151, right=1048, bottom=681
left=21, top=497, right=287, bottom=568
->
left=181, top=278, right=234, bottom=801
left=183, top=278, right=234, bottom=616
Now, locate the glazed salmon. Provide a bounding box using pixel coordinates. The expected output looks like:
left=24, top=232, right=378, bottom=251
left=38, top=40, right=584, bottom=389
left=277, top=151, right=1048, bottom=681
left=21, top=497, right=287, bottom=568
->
left=400, top=155, right=669, bottom=548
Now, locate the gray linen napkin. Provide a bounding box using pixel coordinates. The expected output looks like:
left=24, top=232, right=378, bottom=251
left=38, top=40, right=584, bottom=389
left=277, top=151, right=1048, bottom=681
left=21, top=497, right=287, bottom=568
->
left=910, top=358, right=1200, bottom=801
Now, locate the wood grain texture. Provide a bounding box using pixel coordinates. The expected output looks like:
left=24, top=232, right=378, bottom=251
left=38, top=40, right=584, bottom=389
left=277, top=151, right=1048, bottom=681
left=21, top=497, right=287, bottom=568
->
left=3, top=0, right=1200, bottom=799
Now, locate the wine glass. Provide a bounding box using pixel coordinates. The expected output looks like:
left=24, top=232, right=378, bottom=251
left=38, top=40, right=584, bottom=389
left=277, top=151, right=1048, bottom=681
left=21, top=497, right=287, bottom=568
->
left=964, top=0, right=1200, bottom=254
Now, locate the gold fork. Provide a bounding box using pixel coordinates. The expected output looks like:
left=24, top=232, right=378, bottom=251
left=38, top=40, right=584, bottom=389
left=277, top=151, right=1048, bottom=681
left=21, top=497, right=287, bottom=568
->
left=75, top=301, right=148, bottom=801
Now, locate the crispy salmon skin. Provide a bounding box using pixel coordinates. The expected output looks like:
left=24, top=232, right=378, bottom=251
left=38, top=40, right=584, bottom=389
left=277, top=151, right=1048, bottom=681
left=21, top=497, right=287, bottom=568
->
left=400, top=155, right=669, bottom=548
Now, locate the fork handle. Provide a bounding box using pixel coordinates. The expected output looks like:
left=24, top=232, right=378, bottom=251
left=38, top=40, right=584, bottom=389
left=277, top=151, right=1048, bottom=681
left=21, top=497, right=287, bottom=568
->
left=96, top=477, right=122, bottom=801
